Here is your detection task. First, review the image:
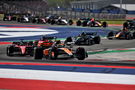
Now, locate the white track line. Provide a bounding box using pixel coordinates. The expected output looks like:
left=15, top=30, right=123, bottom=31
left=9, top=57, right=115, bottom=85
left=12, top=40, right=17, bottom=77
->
left=0, top=27, right=58, bottom=38
left=0, top=68, right=135, bottom=85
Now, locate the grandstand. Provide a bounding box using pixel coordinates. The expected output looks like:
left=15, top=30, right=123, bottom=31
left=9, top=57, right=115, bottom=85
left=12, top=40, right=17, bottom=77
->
left=70, top=0, right=135, bottom=14
left=0, top=0, right=48, bottom=16
left=0, top=0, right=134, bottom=20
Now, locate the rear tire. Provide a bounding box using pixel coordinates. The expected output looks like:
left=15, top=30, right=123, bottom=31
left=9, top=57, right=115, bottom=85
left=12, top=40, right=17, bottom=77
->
left=126, top=34, right=132, bottom=40
left=7, top=46, right=14, bottom=56
left=94, top=36, right=101, bottom=44
left=132, top=32, right=135, bottom=39
left=48, top=47, right=58, bottom=60
left=75, top=47, right=86, bottom=60
left=34, top=47, right=43, bottom=59
left=29, top=48, right=34, bottom=56
left=48, top=51, right=57, bottom=60
left=88, top=39, right=94, bottom=45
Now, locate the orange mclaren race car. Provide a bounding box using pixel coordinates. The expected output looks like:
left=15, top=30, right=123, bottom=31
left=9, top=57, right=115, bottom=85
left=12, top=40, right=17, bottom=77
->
left=34, top=40, right=88, bottom=60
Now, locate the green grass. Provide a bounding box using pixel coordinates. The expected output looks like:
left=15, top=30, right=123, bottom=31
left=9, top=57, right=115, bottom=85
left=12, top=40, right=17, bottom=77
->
left=100, top=20, right=126, bottom=24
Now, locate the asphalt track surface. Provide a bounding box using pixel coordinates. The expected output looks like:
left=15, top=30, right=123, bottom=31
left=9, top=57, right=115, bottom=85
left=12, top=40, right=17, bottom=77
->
left=1, top=39, right=135, bottom=66
left=0, top=21, right=135, bottom=66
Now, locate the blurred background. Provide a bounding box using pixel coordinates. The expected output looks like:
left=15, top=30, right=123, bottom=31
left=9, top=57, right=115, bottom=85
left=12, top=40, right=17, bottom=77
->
left=0, top=0, right=135, bottom=20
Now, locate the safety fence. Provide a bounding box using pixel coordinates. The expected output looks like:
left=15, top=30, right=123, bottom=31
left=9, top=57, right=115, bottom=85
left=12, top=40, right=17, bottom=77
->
left=47, top=10, right=126, bottom=20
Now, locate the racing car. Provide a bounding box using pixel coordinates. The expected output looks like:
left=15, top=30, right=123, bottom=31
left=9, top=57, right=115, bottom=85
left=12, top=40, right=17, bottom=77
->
left=7, top=40, right=34, bottom=56
left=34, top=40, right=88, bottom=60
left=50, top=18, right=68, bottom=25
left=46, top=15, right=68, bottom=25
left=107, top=29, right=135, bottom=40
left=18, top=16, right=30, bottom=23
left=126, top=19, right=135, bottom=30
left=78, top=18, right=102, bottom=27
left=87, top=20, right=102, bottom=27
left=32, top=17, right=46, bottom=24
left=34, top=36, right=56, bottom=49
left=74, top=32, right=101, bottom=45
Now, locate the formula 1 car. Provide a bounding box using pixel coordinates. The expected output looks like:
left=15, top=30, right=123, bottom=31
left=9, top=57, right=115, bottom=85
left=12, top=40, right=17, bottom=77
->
left=87, top=20, right=102, bottom=27
left=18, top=16, right=30, bottom=23
left=7, top=40, right=34, bottom=56
left=50, top=18, right=68, bottom=25
left=38, top=18, right=46, bottom=24
left=126, top=20, right=135, bottom=30
left=34, top=36, right=56, bottom=49
left=55, top=18, right=68, bottom=25
left=34, top=41, right=88, bottom=60
left=79, top=18, right=102, bottom=27
left=74, top=32, right=101, bottom=45
left=46, top=15, right=68, bottom=25
left=107, top=30, right=135, bottom=40
left=32, top=17, right=46, bottom=24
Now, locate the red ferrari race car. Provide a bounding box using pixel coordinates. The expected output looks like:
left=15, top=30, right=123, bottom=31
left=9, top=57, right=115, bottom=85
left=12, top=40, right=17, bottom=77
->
left=7, top=40, right=34, bottom=56
left=34, top=40, right=88, bottom=60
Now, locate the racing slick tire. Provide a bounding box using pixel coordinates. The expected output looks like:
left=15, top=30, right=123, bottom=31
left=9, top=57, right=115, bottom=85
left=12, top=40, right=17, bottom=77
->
left=102, top=21, right=108, bottom=28
left=107, top=31, right=114, bottom=40
left=7, top=46, right=14, bottom=56
left=48, top=47, right=58, bottom=60
left=88, top=39, right=94, bottom=45
left=94, top=36, right=101, bottom=44
left=75, top=47, right=86, bottom=60
left=29, top=48, right=34, bottom=56
left=126, top=33, right=132, bottom=40
left=48, top=51, right=57, bottom=60
left=76, top=20, right=81, bottom=26
left=34, top=47, right=43, bottom=59
left=133, top=32, right=135, bottom=39
left=68, top=20, right=73, bottom=25
left=64, top=37, right=73, bottom=46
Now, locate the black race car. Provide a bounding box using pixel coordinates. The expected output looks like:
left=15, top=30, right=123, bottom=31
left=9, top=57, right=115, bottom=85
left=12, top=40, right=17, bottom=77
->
left=77, top=18, right=103, bottom=27
left=7, top=40, right=34, bottom=56
left=74, top=32, right=101, bottom=45
left=126, top=20, right=135, bottom=30
left=64, top=32, right=101, bottom=46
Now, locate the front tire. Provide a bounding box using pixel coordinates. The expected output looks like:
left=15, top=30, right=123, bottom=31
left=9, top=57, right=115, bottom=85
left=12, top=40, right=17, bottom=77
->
left=107, top=31, right=114, bottom=40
